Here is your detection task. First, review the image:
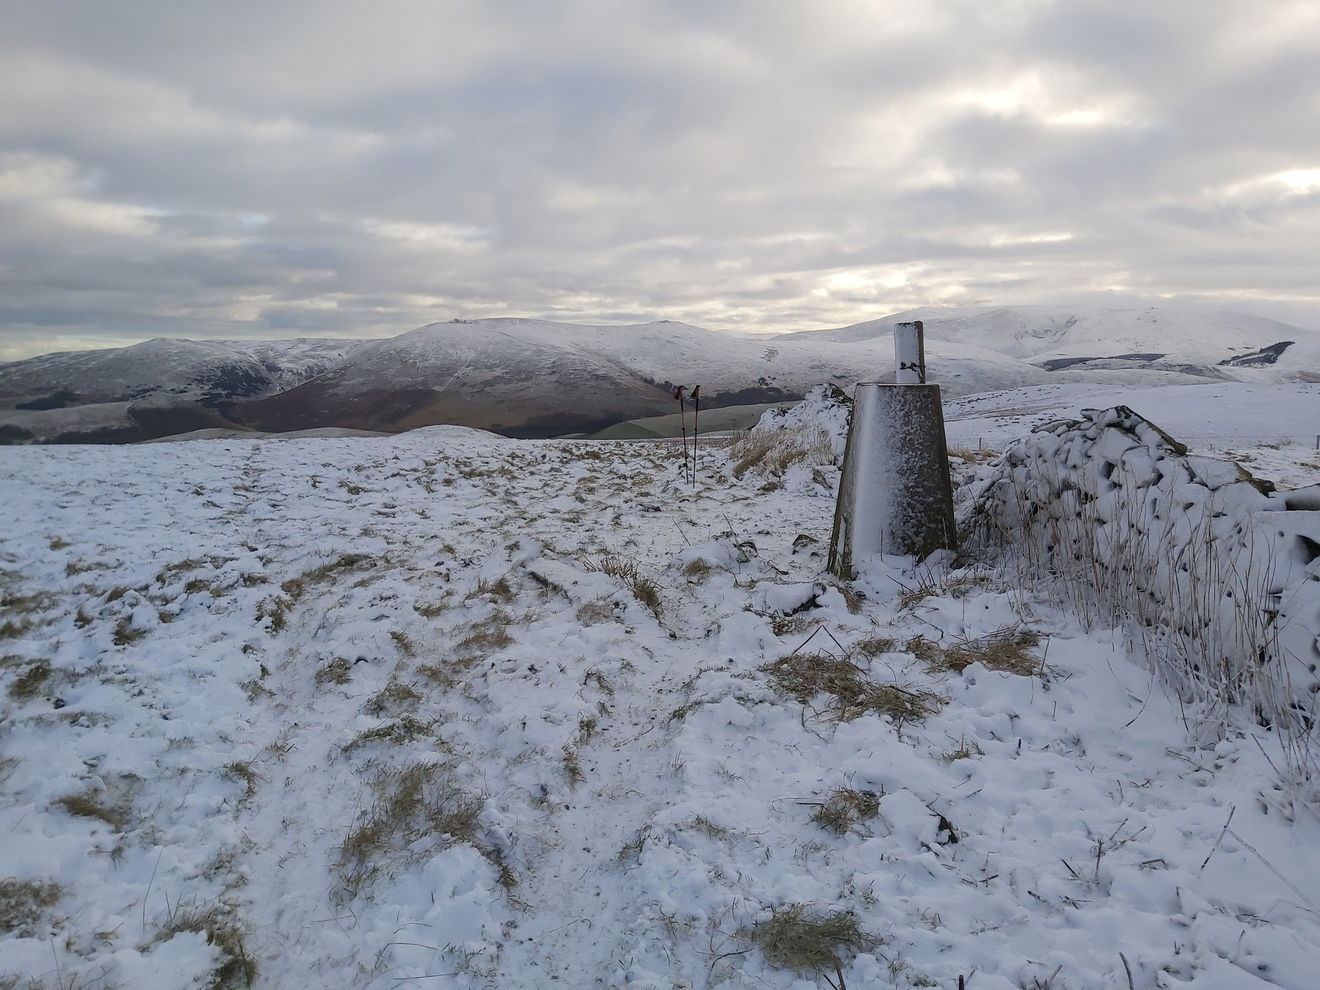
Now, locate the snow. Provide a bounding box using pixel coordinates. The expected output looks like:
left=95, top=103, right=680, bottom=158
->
left=944, top=382, right=1320, bottom=487
left=963, top=405, right=1320, bottom=767
left=4, top=306, right=1318, bottom=447
left=797, top=305, right=1320, bottom=366
left=0, top=337, right=370, bottom=404
left=3, top=393, right=1319, bottom=989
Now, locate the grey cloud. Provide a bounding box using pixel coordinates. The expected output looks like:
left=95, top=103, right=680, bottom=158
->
left=0, top=0, right=1317, bottom=360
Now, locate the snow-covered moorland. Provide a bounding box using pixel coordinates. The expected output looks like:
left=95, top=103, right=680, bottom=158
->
left=2, top=394, right=1319, bottom=989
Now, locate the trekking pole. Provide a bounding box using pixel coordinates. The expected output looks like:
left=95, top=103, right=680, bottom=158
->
left=674, top=386, right=690, bottom=484
left=690, top=385, right=700, bottom=490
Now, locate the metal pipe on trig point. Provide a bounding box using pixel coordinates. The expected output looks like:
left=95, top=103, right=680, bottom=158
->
left=894, top=320, right=926, bottom=384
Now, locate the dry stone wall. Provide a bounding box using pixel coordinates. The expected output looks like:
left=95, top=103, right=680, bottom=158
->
left=964, top=406, right=1320, bottom=755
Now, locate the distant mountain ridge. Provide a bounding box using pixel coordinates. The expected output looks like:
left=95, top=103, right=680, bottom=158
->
left=0, top=337, right=372, bottom=407
left=784, top=305, right=1316, bottom=365
left=1, top=307, right=1316, bottom=443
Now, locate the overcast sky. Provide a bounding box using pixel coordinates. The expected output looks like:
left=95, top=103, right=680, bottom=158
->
left=2, top=0, right=1318, bottom=360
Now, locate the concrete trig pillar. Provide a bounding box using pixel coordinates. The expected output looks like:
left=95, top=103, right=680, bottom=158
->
left=829, top=323, right=956, bottom=576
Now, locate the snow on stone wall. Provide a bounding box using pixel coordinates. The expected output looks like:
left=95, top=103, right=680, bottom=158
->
left=963, top=405, right=1320, bottom=757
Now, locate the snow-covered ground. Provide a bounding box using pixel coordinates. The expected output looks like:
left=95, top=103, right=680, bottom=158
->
left=2, top=398, right=1318, bottom=989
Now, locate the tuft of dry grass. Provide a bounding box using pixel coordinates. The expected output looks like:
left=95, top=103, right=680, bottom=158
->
left=112, top=616, right=145, bottom=646
left=561, top=745, right=585, bottom=786
left=65, top=558, right=109, bottom=577
left=0, top=618, right=32, bottom=639
left=0, top=877, right=62, bottom=937
left=809, top=787, right=880, bottom=835
left=731, top=423, right=835, bottom=479
left=223, top=759, right=265, bottom=800
left=457, top=613, right=515, bottom=654
left=925, top=626, right=1042, bottom=676
left=746, top=904, right=878, bottom=974
left=54, top=792, right=126, bottom=831
left=948, top=445, right=999, bottom=464
left=9, top=659, right=52, bottom=700
left=579, top=554, right=662, bottom=618
left=341, top=715, right=434, bottom=754
left=152, top=900, right=256, bottom=988
left=689, top=815, right=729, bottom=839
left=897, top=572, right=992, bottom=611
left=256, top=595, right=292, bottom=634
left=827, top=580, right=864, bottom=614
left=364, top=680, right=422, bottom=717
left=941, top=736, right=983, bottom=762
left=470, top=576, right=515, bottom=602
left=2, top=591, right=56, bottom=622
left=315, top=657, right=352, bottom=686
left=335, top=762, right=482, bottom=900
left=616, top=824, right=652, bottom=864
left=760, top=652, right=942, bottom=725
left=414, top=595, right=452, bottom=618
left=256, top=557, right=371, bottom=638
left=853, top=636, right=897, bottom=658
left=418, top=655, right=480, bottom=690
left=903, top=635, right=944, bottom=666
left=681, top=558, right=714, bottom=582
left=575, top=599, right=617, bottom=625
left=155, top=557, right=204, bottom=584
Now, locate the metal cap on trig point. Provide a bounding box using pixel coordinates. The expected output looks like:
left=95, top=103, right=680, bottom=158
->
left=894, top=320, right=925, bottom=384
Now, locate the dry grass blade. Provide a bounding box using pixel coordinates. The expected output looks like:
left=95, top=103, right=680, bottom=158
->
left=809, top=787, right=880, bottom=834
left=457, top=611, right=516, bottom=654
left=936, top=627, right=1042, bottom=675
left=153, top=901, right=256, bottom=988
left=747, top=904, right=878, bottom=973
left=9, top=659, right=52, bottom=700
left=730, top=423, right=835, bottom=479
left=853, top=637, right=897, bottom=658
left=336, top=762, right=483, bottom=900
left=54, top=792, right=127, bottom=831
left=578, top=553, right=662, bottom=617
left=0, top=877, right=62, bottom=937
left=760, top=652, right=941, bottom=724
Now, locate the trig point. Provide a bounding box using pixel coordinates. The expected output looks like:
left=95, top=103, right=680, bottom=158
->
left=829, top=321, right=957, bottom=576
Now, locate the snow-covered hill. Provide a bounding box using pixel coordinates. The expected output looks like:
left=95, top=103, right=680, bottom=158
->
left=2, top=307, right=1317, bottom=441
left=785, top=305, right=1319, bottom=370
left=240, top=310, right=1288, bottom=437
left=0, top=336, right=372, bottom=406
